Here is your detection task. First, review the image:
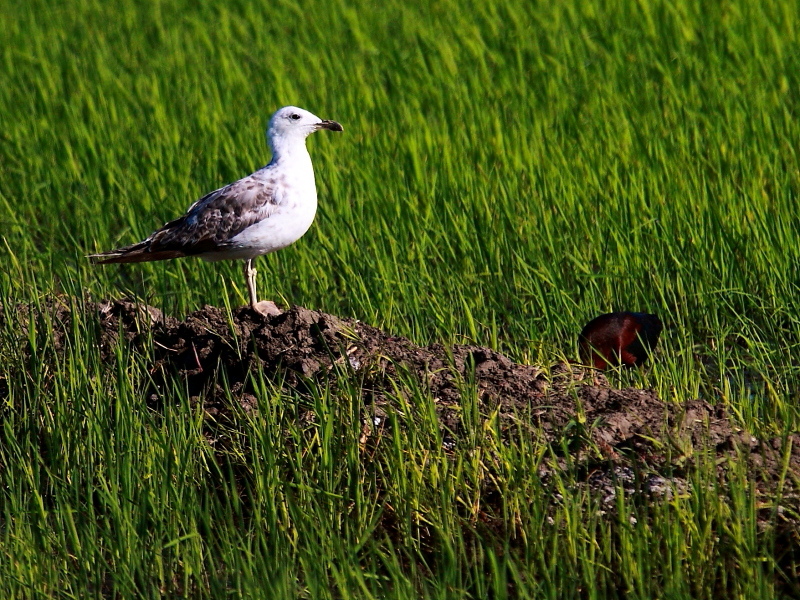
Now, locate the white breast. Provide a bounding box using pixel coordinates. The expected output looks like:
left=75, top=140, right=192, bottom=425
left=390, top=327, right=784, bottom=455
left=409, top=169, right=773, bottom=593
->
left=226, top=195, right=318, bottom=258
left=221, top=157, right=319, bottom=260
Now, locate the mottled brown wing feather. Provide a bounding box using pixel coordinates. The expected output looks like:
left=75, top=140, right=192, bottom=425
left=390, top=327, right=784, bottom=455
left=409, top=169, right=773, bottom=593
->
left=90, top=174, right=284, bottom=263
left=149, top=176, right=282, bottom=254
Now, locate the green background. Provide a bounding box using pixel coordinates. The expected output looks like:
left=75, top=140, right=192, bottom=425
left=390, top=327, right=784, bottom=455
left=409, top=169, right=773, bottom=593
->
left=1, top=0, right=798, bottom=596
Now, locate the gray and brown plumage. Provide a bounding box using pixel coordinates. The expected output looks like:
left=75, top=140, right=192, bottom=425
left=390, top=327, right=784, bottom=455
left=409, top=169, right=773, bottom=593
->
left=90, top=106, right=342, bottom=312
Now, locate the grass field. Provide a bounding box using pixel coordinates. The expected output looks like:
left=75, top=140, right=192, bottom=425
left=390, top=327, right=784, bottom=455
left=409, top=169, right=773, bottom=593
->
left=1, top=0, right=799, bottom=596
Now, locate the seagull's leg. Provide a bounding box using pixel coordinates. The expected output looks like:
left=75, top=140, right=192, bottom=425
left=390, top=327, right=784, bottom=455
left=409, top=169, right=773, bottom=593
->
left=244, top=259, right=258, bottom=309
left=244, top=258, right=282, bottom=316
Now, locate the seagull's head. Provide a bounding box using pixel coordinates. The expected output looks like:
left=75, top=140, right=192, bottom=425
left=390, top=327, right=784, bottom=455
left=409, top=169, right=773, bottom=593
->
left=267, top=106, right=343, bottom=143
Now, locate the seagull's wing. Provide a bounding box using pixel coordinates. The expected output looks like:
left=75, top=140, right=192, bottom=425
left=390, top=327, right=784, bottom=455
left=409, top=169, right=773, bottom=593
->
left=154, top=175, right=285, bottom=251
left=90, top=174, right=284, bottom=263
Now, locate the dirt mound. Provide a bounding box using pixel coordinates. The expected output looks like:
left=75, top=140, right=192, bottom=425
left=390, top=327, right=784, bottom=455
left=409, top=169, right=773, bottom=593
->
left=2, top=300, right=799, bottom=527
left=87, top=300, right=718, bottom=452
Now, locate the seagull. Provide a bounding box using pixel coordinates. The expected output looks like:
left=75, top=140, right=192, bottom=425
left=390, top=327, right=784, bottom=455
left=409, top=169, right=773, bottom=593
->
left=90, top=106, right=343, bottom=314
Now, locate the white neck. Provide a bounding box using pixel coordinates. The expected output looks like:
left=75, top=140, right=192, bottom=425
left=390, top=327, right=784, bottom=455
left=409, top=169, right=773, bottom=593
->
left=267, top=130, right=313, bottom=167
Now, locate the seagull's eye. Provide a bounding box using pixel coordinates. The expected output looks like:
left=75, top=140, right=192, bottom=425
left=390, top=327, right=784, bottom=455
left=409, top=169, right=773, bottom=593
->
left=290, top=114, right=301, bottom=120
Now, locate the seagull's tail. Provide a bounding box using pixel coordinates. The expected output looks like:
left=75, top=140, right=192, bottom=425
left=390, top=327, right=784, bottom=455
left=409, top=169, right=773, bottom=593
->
left=88, top=241, right=186, bottom=264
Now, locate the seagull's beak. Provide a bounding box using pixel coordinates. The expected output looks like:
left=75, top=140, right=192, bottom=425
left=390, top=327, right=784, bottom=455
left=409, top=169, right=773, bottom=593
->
left=316, top=120, right=343, bottom=132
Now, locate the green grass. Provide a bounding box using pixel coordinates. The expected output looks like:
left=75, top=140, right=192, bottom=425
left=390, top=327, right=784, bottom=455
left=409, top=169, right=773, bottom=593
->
left=1, top=0, right=799, bottom=596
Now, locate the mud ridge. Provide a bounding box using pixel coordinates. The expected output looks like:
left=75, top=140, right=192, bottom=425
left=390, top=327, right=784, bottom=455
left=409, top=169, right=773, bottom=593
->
left=2, top=299, right=799, bottom=544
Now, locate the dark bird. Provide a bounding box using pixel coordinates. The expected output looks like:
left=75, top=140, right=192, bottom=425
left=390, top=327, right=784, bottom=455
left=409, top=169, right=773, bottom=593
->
left=579, top=312, right=663, bottom=369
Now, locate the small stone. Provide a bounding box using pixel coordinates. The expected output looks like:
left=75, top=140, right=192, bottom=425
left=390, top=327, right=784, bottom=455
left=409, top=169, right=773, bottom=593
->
left=253, top=301, right=283, bottom=317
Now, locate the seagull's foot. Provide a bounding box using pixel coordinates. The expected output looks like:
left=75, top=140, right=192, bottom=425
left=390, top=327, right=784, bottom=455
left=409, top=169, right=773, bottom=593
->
left=251, top=300, right=283, bottom=317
